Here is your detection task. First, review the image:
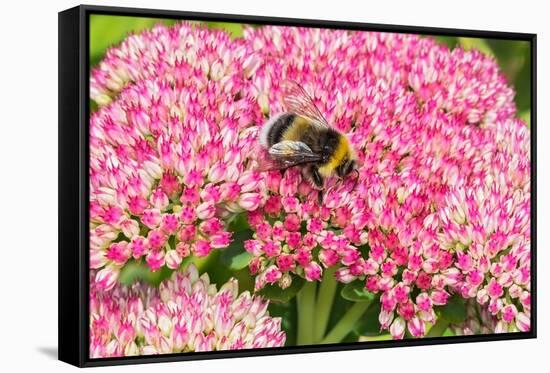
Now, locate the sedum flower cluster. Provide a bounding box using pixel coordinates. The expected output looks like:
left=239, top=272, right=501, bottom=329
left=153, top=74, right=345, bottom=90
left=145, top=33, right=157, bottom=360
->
left=89, top=22, right=531, bottom=349
left=90, top=265, right=285, bottom=357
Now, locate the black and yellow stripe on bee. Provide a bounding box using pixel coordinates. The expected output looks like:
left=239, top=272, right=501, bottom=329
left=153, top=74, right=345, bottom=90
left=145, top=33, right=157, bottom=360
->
left=265, top=113, right=309, bottom=146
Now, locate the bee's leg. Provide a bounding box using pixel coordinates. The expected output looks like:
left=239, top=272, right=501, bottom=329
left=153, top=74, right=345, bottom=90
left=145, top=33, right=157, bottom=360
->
left=311, top=166, right=324, bottom=188
left=310, top=166, right=324, bottom=204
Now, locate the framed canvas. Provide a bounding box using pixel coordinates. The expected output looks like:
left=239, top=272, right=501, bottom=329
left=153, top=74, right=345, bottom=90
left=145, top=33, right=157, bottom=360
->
left=58, top=4, right=537, bottom=367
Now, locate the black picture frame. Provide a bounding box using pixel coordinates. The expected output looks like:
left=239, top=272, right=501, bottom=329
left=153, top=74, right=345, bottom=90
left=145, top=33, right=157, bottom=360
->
left=58, top=4, right=537, bottom=368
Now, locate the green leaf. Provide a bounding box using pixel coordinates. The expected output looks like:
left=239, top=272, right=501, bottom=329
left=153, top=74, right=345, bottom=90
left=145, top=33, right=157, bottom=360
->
left=326, top=285, right=354, bottom=332
left=426, top=318, right=450, bottom=338
left=227, top=212, right=250, bottom=232
left=443, top=327, right=456, bottom=336
left=340, top=330, right=362, bottom=343
left=357, top=244, right=371, bottom=257
left=219, top=244, right=252, bottom=271
left=258, top=277, right=305, bottom=303
left=119, top=259, right=174, bottom=287
left=359, top=333, right=392, bottom=342
left=268, top=300, right=298, bottom=346
left=341, top=281, right=376, bottom=303
left=436, top=295, right=467, bottom=323
left=353, top=299, right=382, bottom=336
left=219, top=230, right=254, bottom=270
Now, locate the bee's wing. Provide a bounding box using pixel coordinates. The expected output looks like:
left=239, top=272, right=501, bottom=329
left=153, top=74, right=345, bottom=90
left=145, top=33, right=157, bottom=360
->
left=269, top=140, right=322, bottom=160
left=256, top=140, right=323, bottom=171
left=281, top=80, right=331, bottom=130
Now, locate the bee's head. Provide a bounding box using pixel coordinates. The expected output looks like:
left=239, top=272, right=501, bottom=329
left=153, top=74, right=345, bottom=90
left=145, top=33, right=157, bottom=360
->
left=321, top=132, right=340, bottom=162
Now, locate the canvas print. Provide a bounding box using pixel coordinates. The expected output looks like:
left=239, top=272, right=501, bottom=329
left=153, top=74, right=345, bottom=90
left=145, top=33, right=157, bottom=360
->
left=88, top=14, right=532, bottom=358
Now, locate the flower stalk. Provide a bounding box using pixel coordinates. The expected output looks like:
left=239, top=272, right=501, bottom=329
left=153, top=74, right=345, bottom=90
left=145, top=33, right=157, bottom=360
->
left=297, top=281, right=317, bottom=345
left=313, top=266, right=338, bottom=342
left=321, top=301, right=371, bottom=344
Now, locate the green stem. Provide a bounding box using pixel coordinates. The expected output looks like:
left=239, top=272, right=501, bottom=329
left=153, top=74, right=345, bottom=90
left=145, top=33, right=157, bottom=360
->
left=297, top=281, right=317, bottom=345
left=313, top=267, right=338, bottom=342
left=320, top=301, right=370, bottom=344
left=426, top=318, right=450, bottom=337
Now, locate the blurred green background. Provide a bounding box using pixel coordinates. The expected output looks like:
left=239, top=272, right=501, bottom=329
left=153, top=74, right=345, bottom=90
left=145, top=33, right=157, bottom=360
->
left=89, top=15, right=244, bottom=66
left=90, top=15, right=531, bottom=124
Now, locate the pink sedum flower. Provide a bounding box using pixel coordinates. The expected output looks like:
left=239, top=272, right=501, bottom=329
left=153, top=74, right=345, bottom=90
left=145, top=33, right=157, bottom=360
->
left=90, top=264, right=285, bottom=357
left=232, top=27, right=527, bottom=304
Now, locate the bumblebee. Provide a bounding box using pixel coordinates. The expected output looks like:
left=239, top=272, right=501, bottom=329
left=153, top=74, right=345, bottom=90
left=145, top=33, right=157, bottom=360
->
left=258, top=81, right=358, bottom=201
